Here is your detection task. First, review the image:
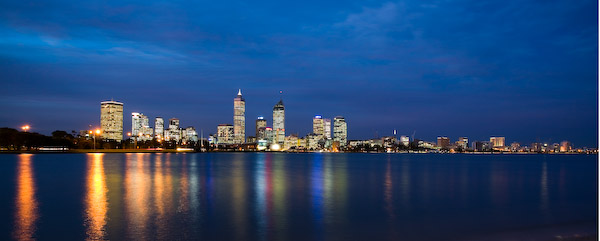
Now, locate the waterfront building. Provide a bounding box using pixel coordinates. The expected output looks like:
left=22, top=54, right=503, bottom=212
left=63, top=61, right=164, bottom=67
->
left=132, top=112, right=142, bottom=137
left=284, top=135, right=299, bottom=150
left=256, top=116, right=267, bottom=140
left=437, top=136, right=450, bottom=148
left=472, top=141, right=491, bottom=152
left=400, top=136, right=410, bottom=147
left=510, top=142, right=521, bottom=152
left=183, top=126, right=198, bottom=144
left=273, top=99, right=285, bottom=145
left=490, top=137, right=505, bottom=147
left=233, top=89, right=246, bottom=144
left=217, top=124, right=234, bottom=144
left=324, top=118, right=332, bottom=139
left=313, top=115, right=324, bottom=136
left=560, top=141, right=571, bottom=152
left=154, top=117, right=164, bottom=140
left=333, top=116, right=348, bottom=147
left=166, top=118, right=181, bottom=142
left=306, top=133, right=321, bottom=150
left=100, top=100, right=123, bottom=141
left=456, top=137, right=469, bottom=149
left=265, top=127, right=274, bottom=145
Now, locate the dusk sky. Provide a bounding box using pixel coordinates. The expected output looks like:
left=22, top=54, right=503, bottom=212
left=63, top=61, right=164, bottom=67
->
left=0, top=0, right=597, bottom=146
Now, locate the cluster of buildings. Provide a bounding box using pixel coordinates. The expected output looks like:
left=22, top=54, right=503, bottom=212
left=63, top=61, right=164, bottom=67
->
left=99, top=101, right=198, bottom=145
left=95, top=94, right=588, bottom=153
left=210, top=90, right=348, bottom=151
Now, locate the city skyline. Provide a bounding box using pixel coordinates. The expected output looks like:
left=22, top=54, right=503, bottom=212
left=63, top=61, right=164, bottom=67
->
left=0, top=0, right=597, bottom=147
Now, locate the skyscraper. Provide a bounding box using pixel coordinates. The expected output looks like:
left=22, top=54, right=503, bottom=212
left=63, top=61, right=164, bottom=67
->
left=131, top=112, right=142, bottom=137
left=217, top=124, right=234, bottom=144
left=313, top=115, right=324, bottom=136
left=323, top=118, right=332, bottom=139
left=333, top=116, right=347, bottom=146
left=154, top=117, right=164, bottom=140
left=273, top=99, right=285, bottom=145
left=166, top=118, right=180, bottom=141
left=256, top=116, right=267, bottom=140
left=100, top=100, right=123, bottom=141
left=233, top=89, right=245, bottom=144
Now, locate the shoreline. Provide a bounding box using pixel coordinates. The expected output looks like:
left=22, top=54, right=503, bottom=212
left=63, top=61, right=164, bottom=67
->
left=0, top=149, right=596, bottom=154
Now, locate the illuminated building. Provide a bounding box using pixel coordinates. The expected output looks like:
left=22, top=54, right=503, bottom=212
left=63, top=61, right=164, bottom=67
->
left=165, top=118, right=181, bottom=142
left=256, top=116, right=267, bottom=140
left=400, top=136, right=410, bottom=147
left=490, top=137, right=505, bottom=147
left=510, top=142, right=521, bottom=152
left=182, top=126, right=198, bottom=144
left=456, top=137, right=469, bottom=149
left=217, top=124, right=234, bottom=144
left=324, top=118, right=331, bottom=139
left=333, top=116, right=347, bottom=147
left=264, top=127, right=274, bottom=145
left=472, top=141, right=491, bottom=152
left=437, top=136, right=450, bottom=148
left=233, top=89, right=245, bottom=144
left=273, top=99, right=285, bottom=145
left=560, top=141, right=571, bottom=152
left=154, top=117, right=164, bottom=140
left=132, top=113, right=152, bottom=141
left=100, top=100, right=123, bottom=141
left=284, top=135, right=298, bottom=150
left=306, top=133, right=321, bottom=150
left=313, top=115, right=324, bottom=136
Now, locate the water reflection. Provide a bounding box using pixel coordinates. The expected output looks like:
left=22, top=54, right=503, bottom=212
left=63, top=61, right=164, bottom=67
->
left=14, top=154, right=38, bottom=241
left=84, top=154, right=108, bottom=241
left=125, top=153, right=151, bottom=240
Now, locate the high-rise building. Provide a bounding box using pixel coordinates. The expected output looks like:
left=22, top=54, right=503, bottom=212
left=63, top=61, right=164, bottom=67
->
left=166, top=118, right=181, bottom=141
left=313, top=115, right=324, bottom=136
left=233, top=89, right=245, bottom=144
left=437, top=137, right=450, bottom=148
left=256, top=116, right=267, bottom=140
left=154, top=117, right=164, bottom=140
left=457, top=137, right=469, bottom=149
left=273, top=99, right=285, bottom=145
left=333, top=116, right=347, bottom=147
left=132, top=112, right=142, bottom=137
left=490, top=137, right=505, bottom=147
left=100, top=100, right=123, bottom=141
left=217, top=124, right=234, bottom=144
left=324, top=118, right=332, bottom=139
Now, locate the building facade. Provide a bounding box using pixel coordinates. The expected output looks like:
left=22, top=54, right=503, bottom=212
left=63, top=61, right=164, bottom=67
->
left=100, top=100, right=123, bottom=141
left=256, top=116, right=267, bottom=140
left=273, top=99, right=285, bottom=145
left=490, top=137, right=505, bottom=147
left=233, top=89, right=245, bottom=144
left=217, top=124, right=234, bottom=144
left=333, top=116, right=347, bottom=147
left=154, top=117, right=164, bottom=140
left=313, top=115, right=324, bottom=136
left=437, top=136, right=450, bottom=148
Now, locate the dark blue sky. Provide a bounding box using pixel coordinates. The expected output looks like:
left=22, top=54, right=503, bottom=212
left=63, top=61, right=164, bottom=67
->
left=0, top=0, right=597, bottom=146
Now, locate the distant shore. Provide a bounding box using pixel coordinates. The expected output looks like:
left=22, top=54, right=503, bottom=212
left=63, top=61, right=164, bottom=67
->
left=0, top=149, right=596, bottom=154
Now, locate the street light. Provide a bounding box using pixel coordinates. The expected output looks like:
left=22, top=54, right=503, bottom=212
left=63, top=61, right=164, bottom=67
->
left=21, top=125, right=30, bottom=132
left=93, top=129, right=101, bottom=150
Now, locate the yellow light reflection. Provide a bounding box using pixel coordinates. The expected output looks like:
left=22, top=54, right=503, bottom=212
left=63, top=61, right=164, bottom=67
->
left=84, top=153, right=108, bottom=241
left=14, top=154, right=38, bottom=241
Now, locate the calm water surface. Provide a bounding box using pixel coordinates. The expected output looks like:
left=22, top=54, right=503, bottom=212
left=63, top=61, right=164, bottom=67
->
left=0, top=153, right=597, bottom=240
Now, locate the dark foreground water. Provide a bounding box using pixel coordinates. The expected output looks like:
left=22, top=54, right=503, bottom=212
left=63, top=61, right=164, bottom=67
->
left=0, top=153, right=596, bottom=241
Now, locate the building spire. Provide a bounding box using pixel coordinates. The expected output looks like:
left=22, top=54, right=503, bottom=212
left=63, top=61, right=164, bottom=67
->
left=238, top=89, right=242, bottom=96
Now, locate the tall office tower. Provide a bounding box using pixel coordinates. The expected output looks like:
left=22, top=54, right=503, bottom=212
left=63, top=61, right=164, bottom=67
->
left=273, top=99, right=285, bottom=145
left=132, top=112, right=142, bottom=137
left=167, top=118, right=181, bottom=141
left=437, top=137, right=450, bottom=148
left=313, top=115, right=324, bottom=136
left=154, top=117, right=164, bottom=140
left=324, top=118, right=332, bottom=139
left=256, top=116, right=267, bottom=140
left=333, top=116, right=347, bottom=146
left=100, top=100, right=123, bottom=141
left=217, top=124, right=234, bottom=144
left=233, top=89, right=246, bottom=144
left=490, top=137, right=505, bottom=147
